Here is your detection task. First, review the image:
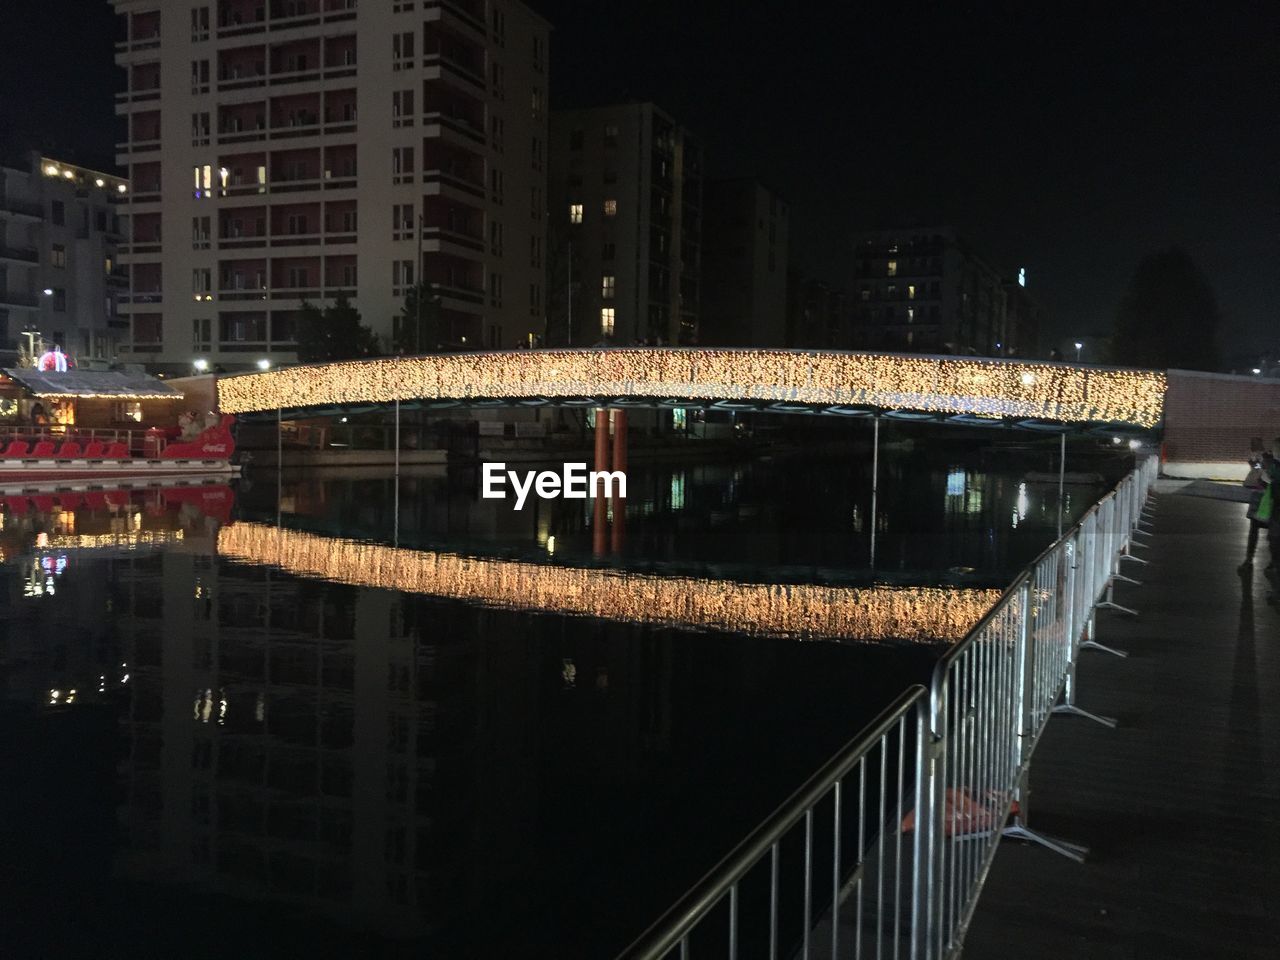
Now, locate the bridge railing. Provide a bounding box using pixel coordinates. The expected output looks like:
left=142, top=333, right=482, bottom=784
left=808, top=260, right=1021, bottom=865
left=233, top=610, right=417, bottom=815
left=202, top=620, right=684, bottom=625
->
left=617, top=455, right=1158, bottom=960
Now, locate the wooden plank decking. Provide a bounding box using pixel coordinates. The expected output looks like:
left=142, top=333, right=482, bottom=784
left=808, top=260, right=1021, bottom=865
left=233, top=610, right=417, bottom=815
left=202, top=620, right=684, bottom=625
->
left=963, top=488, right=1280, bottom=959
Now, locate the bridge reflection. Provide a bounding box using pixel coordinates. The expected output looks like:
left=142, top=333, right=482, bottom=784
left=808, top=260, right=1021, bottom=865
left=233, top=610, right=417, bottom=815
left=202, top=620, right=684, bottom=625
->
left=216, top=520, right=1000, bottom=644
left=217, top=348, right=1166, bottom=429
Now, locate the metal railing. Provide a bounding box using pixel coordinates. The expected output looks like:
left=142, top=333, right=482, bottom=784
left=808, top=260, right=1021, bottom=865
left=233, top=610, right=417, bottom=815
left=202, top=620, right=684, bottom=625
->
left=619, top=454, right=1159, bottom=960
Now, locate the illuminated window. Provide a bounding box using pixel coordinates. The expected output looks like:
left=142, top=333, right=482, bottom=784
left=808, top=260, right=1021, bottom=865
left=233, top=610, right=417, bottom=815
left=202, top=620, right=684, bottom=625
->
left=569, top=203, right=583, bottom=224
left=908, top=284, right=916, bottom=300
left=603, top=199, right=617, bottom=216
left=886, top=260, right=898, bottom=277
left=50, top=244, right=66, bottom=269
left=602, top=275, right=615, bottom=298
left=600, top=307, right=615, bottom=337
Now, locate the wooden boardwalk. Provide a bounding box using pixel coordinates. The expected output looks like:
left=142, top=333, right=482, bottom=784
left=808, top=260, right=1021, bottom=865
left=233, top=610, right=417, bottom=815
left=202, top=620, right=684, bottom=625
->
left=963, top=488, right=1280, bottom=959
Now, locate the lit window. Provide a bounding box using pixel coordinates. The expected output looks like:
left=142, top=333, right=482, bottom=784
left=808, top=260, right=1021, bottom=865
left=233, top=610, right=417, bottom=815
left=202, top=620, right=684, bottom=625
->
left=603, top=199, right=617, bottom=217
left=602, top=275, right=615, bottom=298
left=600, top=307, right=615, bottom=337
left=569, top=203, right=583, bottom=224
left=908, top=284, right=916, bottom=300
left=886, top=260, right=898, bottom=277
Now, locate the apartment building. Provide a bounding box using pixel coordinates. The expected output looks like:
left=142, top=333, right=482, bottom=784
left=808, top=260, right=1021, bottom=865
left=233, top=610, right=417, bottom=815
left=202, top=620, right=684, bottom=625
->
left=700, top=179, right=788, bottom=347
left=0, top=153, right=128, bottom=366
left=852, top=227, right=1007, bottom=356
left=548, top=103, right=702, bottom=346
left=112, top=0, right=549, bottom=372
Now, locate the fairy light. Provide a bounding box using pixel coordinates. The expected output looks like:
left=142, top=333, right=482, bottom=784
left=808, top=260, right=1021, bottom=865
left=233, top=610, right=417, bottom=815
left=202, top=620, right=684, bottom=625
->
left=216, top=521, right=1001, bottom=644
left=217, top=349, right=1166, bottom=428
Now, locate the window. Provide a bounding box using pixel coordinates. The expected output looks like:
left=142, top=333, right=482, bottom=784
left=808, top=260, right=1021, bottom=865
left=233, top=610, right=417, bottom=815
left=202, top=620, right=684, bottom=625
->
left=490, top=61, right=504, bottom=98
left=286, top=213, right=308, bottom=234
left=393, top=259, right=414, bottom=294
left=392, top=89, right=415, bottom=127
left=192, top=268, right=212, bottom=296
left=886, top=260, right=898, bottom=277
left=393, top=203, right=415, bottom=240
left=531, top=185, right=541, bottom=220
left=393, top=31, right=415, bottom=68
left=191, top=59, right=210, bottom=93
left=489, top=272, right=503, bottom=307
left=50, top=243, right=66, bottom=269
left=603, top=199, right=617, bottom=217
left=531, top=87, right=543, bottom=118
left=490, top=115, right=504, bottom=151
left=531, top=135, right=542, bottom=170
left=192, top=112, right=210, bottom=146
left=114, top=401, right=144, bottom=423
left=392, top=146, right=415, bottom=184
left=492, top=6, right=505, bottom=43
left=52, top=288, right=66, bottom=312
left=533, top=35, right=545, bottom=73
left=570, top=129, right=583, bottom=150
left=569, top=203, right=583, bottom=224
left=51, top=200, right=65, bottom=226
left=604, top=124, right=619, bottom=147
left=489, top=169, right=504, bottom=202
left=529, top=282, right=540, bottom=316
left=908, top=284, right=916, bottom=300
left=600, top=307, right=615, bottom=337
left=191, top=6, right=209, bottom=42
left=530, top=235, right=541, bottom=268
left=490, top=220, right=503, bottom=255
left=602, top=275, right=615, bottom=299
left=602, top=242, right=616, bottom=261
left=192, top=317, right=211, bottom=351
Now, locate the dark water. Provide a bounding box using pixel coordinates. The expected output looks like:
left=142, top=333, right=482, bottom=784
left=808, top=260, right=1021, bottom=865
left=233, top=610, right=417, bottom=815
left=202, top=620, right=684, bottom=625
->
left=0, top=436, right=1130, bottom=959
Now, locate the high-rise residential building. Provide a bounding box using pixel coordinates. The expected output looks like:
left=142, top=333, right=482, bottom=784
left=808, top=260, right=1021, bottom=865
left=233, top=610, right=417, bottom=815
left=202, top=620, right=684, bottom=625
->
left=112, top=0, right=549, bottom=372
left=786, top=268, right=852, bottom=349
left=548, top=102, right=702, bottom=346
left=699, top=179, right=788, bottom=348
left=852, top=227, right=1007, bottom=356
left=0, top=153, right=129, bottom=367
left=1002, top=268, right=1043, bottom=358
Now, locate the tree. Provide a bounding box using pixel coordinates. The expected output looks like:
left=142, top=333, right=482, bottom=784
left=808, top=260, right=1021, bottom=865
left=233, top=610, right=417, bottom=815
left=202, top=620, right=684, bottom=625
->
left=394, top=282, right=445, bottom=354
left=1112, top=247, right=1220, bottom=370
left=295, top=294, right=381, bottom=363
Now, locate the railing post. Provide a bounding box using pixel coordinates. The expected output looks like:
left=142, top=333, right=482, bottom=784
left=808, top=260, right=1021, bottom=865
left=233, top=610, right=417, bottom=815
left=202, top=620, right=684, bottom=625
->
left=915, top=686, right=945, bottom=960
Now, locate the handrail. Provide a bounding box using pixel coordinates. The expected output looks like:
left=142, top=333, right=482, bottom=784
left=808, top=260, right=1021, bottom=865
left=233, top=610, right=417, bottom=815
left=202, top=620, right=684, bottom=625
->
left=614, top=454, right=1160, bottom=960
left=619, top=685, right=928, bottom=959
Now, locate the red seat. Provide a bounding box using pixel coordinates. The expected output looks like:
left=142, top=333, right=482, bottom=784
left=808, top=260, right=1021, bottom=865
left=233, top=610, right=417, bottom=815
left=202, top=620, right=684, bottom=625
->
left=83, top=492, right=108, bottom=510
left=2, top=441, right=29, bottom=458
left=104, top=443, right=129, bottom=459
left=58, top=493, right=83, bottom=511
left=30, top=441, right=56, bottom=458
left=82, top=441, right=106, bottom=458
left=32, top=495, right=55, bottom=513
left=56, top=442, right=82, bottom=458
left=6, top=496, right=29, bottom=515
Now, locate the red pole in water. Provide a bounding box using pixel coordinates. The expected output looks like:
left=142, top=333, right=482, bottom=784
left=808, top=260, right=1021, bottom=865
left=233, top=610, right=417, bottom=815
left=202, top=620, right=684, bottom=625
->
left=593, top=408, right=610, bottom=556
left=610, top=409, right=628, bottom=553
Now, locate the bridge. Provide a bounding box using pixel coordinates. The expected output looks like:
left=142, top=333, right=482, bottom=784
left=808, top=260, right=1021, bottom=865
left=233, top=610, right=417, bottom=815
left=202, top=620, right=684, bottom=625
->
left=216, top=348, right=1167, bottom=432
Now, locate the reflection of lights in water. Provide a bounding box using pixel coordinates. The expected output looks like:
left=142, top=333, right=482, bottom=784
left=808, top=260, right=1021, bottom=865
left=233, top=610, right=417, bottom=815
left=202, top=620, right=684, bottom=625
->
left=219, top=690, right=227, bottom=724
left=546, top=535, right=556, bottom=555
left=254, top=692, right=265, bottom=722
left=561, top=659, right=577, bottom=688
left=217, top=522, right=1001, bottom=643
left=670, top=471, right=686, bottom=510
left=946, top=468, right=966, bottom=497
left=1012, top=482, right=1030, bottom=528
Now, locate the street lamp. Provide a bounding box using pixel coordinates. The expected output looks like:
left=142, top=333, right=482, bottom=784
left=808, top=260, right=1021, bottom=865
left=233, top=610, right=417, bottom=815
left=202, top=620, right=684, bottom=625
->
left=1074, top=341, right=1083, bottom=362
left=1252, top=368, right=1263, bottom=375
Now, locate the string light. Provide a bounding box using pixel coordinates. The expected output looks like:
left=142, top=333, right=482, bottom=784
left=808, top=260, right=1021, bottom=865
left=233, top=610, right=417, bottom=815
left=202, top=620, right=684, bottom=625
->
left=217, top=349, right=1166, bottom=428
left=217, top=521, right=1001, bottom=643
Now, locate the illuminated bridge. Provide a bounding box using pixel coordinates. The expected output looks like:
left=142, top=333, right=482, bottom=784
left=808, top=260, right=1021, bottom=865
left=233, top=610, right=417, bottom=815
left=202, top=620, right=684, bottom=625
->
left=217, top=348, right=1166, bottom=432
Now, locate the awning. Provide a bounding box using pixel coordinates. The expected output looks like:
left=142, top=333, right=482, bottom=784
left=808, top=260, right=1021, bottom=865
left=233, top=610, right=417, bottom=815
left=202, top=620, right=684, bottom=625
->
left=2, top=368, right=183, bottom=400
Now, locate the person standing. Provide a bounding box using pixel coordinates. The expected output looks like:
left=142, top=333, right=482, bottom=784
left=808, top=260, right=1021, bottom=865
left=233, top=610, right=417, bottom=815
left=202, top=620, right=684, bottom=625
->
left=1241, top=451, right=1273, bottom=570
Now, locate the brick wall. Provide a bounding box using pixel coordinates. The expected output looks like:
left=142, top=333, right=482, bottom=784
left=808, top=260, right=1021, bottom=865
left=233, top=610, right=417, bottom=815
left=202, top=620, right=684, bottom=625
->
left=1163, top=370, right=1280, bottom=473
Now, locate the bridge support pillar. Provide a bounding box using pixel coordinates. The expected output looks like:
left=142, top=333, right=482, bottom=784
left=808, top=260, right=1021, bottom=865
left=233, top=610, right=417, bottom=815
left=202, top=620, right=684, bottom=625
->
left=611, top=410, right=628, bottom=553
left=593, top=408, right=611, bottom=557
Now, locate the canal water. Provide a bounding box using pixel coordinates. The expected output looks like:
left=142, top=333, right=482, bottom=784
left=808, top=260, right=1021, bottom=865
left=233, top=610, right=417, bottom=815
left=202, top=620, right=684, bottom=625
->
left=0, top=435, right=1130, bottom=959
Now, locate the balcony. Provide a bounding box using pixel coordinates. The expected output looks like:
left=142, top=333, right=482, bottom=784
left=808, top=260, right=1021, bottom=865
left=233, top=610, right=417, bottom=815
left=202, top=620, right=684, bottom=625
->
left=423, top=0, right=485, bottom=36
left=0, top=196, right=43, bottom=219
left=216, top=0, right=358, bottom=39
left=0, top=245, right=39, bottom=266
left=0, top=289, right=39, bottom=309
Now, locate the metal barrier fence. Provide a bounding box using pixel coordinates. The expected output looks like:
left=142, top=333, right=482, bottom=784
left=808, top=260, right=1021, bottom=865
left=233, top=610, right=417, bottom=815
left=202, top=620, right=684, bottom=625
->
left=619, top=455, right=1159, bottom=960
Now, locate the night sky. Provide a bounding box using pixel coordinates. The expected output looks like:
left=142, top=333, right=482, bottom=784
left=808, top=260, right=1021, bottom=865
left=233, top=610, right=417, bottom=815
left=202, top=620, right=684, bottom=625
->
left=3, top=0, right=1275, bottom=359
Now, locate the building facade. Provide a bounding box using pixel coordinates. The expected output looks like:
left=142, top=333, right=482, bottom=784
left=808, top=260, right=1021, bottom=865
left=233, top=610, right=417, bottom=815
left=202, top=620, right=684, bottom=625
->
left=852, top=227, right=1007, bottom=356
left=1001, top=269, right=1042, bottom=358
left=112, top=0, right=549, bottom=372
left=786, top=268, right=852, bottom=349
left=0, top=153, right=128, bottom=368
left=548, top=102, right=702, bottom=346
left=699, top=179, right=788, bottom=348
